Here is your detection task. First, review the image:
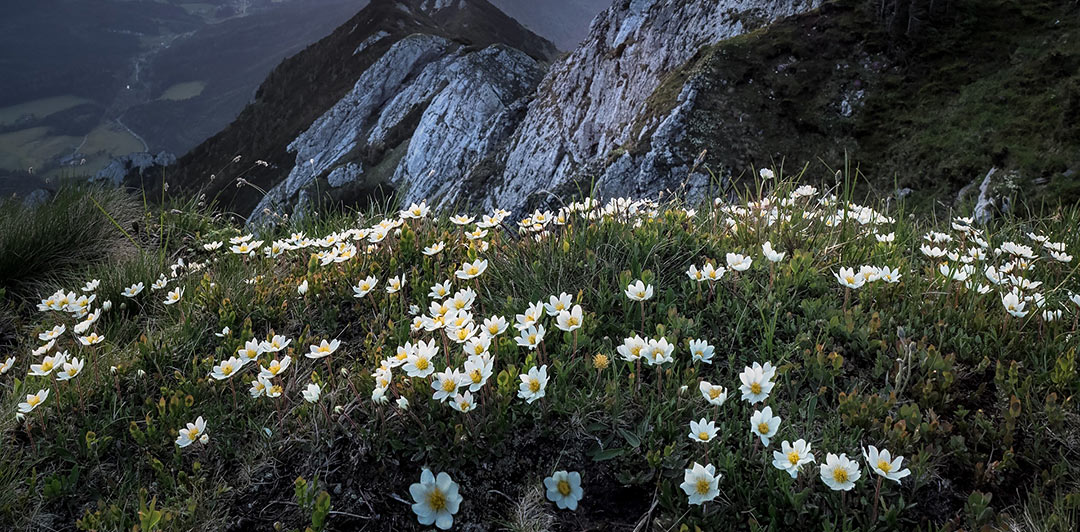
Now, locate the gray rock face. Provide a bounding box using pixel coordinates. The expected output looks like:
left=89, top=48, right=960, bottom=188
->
left=974, top=167, right=1014, bottom=224
left=250, top=33, right=544, bottom=224
left=489, top=0, right=820, bottom=212
left=253, top=0, right=819, bottom=222
left=93, top=151, right=176, bottom=186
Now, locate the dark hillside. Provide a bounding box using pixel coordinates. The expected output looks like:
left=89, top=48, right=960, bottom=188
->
left=646, top=0, right=1080, bottom=209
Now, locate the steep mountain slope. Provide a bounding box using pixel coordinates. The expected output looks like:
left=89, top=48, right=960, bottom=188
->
left=224, top=0, right=821, bottom=222
left=167, top=0, right=557, bottom=217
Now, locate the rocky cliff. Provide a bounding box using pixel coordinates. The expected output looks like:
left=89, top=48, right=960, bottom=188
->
left=165, top=0, right=556, bottom=219
left=251, top=0, right=819, bottom=222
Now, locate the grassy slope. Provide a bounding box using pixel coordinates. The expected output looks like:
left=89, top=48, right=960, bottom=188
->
left=642, top=0, right=1080, bottom=212
left=1, top=178, right=1079, bottom=531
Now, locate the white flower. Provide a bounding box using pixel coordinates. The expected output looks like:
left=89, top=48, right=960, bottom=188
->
left=726, top=252, right=752, bottom=272
left=429, top=280, right=453, bottom=299
left=32, top=339, right=55, bottom=357
left=858, top=265, right=882, bottom=284
left=404, top=340, right=438, bottom=378
left=616, top=335, right=647, bottom=362
left=455, top=259, right=488, bottom=280
left=863, top=445, right=911, bottom=483
left=482, top=315, right=508, bottom=337
left=750, top=406, right=781, bottom=446
left=1002, top=290, right=1028, bottom=318
left=432, top=368, right=464, bottom=402
left=450, top=391, right=476, bottom=413
left=261, top=335, right=291, bottom=353
left=544, top=471, right=583, bottom=511
left=56, top=357, right=84, bottom=381
left=699, top=381, right=727, bottom=406
left=39, top=324, right=65, bottom=341
left=386, top=275, right=405, bottom=293
left=762, top=241, right=786, bottom=262
left=259, top=356, right=292, bottom=379
left=0, top=356, right=15, bottom=375
left=82, top=279, right=100, bottom=292
left=702, top=263, right=725, bottom=281
left=307, top=339, right=341, bottom=359
left=409, top=469, right=462, bottom=530
left=878, top=266, right=901, bottom=283
left=121, top=282, right=145, bottom=298
left=643, top=337, right=675, bottom=366
left=396, top=397, right=410, bottom=410
left=759, top=168, right=775, bottom=180
left=175, top=416, right=207, bottom=448
left=462, top=356, right=493, bottom=392
left=302, top=382, right=321, bottom=403
left=518, top=365, right=549, bottom=403
left=163, top=287, right=184, bottom=305
left=297, top=279, right=308, bottom=295
left=687, top=339, right=714, bottom=364
left=18, top=388, right=50, bottom=414
left=772, top=439, right=815, bottom=478
left=686, top=264, right=705, bottom=282
left=423, top=242, right=446, bottom=256
left=30, top=352, right=66, bottom=376
left=679, top=462, right=720, bottom=505
left=555, top=305, right=584, bottom=332
left=624, top=280, right=653, bottom=301
left=738, top=362, right=775, bottom=404
left=352, top=276, right=378, bottom=298
left=515, top=324, right=546, bottom=351
left=875, top=232, right=895, bottom=243
left=835, top=267, right=865, bottom=289
left=544, top=292, right=573, bottom=316
left=215, top=326, right=231, bottom=338
left=820, top=453, right=861, bottom=491
left=688, top=418, right=718, bottom=444
left=210, top=357, right=243, bottom=380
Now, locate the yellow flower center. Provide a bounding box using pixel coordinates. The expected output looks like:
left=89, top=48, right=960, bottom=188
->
left=270, top=385, right=282, bottom=395
left=708, top=388, right=722, bottom=399
left=529, top=379, right=541, bottom=393
left=41, top=361, right=53, bottom=372
left=189, top=427, right=200, bottom=438
left=787, top=451, right=800, bottom=465
left=442, top=380, right=457, bottom=392
left=415, top=358, right=429, bottom=370
left=468, top=267, right=478, bottom=275
left=568, top=317, right=579, bottom=326
left=427, top=489, right=446, bottom=511
left=557, top=479, right=571, bottom=496
left=488, top=325, right=499, bottom=334
left=470, top=370, right=482, bottom=384
left=67, top=368, right=77, bottom=377
left=28, top=396, right=40, bottom=407
left=222, top=365, right=233, bottom=375
left=757, top=422, right=770, bottom=435
left=750, top=382, right=762, bottom=395
left=528, top=334, right=537, bottom=344
left=695, top=478, right=711, bottom=495
left=877, top=460, right=891, bottom=473
left=459, top=401, right=471, bottom=411
left=832, top=468, right=849, bottom=483
left=698, top=431, right=710, bottom=441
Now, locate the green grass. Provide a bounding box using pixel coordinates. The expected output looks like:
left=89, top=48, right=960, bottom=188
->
left=1, top=174, right=1080, bottom=531
left=0, top=186, right=142, bottom=300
